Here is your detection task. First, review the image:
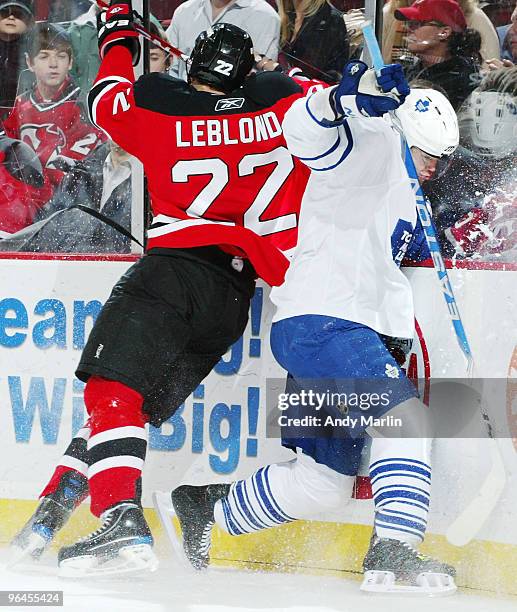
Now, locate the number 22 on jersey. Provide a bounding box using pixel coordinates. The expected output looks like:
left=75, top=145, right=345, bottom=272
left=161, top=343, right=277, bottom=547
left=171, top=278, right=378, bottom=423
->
left=171, top=145, right=299, bottom=240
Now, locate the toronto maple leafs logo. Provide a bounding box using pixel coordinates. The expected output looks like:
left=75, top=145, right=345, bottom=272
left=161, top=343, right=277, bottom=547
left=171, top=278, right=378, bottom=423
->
left=350, top=63, right=360, bottom=75
left=415, top=99, right=430, bottom=113
left=385, top=363, right=400, bottom=378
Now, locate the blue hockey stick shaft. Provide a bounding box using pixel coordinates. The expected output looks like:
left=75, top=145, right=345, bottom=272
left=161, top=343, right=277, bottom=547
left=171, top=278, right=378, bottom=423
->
left=361, top=22, right=473, bottom=366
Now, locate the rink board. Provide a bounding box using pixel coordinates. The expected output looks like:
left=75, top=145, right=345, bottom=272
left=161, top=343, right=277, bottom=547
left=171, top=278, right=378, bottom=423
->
left=0, top=257, right=516, bottom=594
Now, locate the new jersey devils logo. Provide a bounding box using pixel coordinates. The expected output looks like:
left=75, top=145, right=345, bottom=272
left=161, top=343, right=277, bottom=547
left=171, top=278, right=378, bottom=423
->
left=20, top=123, right=66, bottom=166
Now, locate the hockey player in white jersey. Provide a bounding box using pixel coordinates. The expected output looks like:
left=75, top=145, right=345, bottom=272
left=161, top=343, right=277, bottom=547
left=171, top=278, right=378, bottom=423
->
left=156, top=63, right=460, bottom=595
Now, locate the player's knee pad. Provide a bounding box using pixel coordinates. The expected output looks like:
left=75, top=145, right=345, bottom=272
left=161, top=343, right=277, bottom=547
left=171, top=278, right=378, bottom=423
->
left=84, top=376, right=147, bottom=430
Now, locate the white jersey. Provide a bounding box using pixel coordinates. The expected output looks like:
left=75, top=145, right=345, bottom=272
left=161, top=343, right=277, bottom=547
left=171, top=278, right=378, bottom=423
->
left=271, top=88, right=417, bottom=339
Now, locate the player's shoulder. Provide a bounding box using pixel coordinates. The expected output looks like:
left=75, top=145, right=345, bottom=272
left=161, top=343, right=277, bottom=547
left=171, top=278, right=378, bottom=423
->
left=242, top=72, right=303, bottom=108
left=134, top=72, right=197, bottom=115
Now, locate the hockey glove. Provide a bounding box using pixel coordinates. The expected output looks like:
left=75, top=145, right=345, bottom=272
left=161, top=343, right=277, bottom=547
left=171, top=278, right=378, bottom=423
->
left=333, top=60, right=409, bottom=118
left=445, top=207, right=490, bottom=257
left=97, top=0, right=140, bottom=65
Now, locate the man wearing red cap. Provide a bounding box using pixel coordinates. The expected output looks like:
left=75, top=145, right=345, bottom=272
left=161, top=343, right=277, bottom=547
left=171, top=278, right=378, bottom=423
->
left=395, top=0, right=481, bottom=109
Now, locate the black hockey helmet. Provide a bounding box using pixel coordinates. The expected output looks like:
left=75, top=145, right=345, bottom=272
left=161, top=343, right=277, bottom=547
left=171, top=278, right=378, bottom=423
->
left=188, top=23, right=254, bottom=93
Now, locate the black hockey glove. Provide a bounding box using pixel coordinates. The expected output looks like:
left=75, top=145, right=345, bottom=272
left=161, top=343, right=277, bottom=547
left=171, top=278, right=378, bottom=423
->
left=97, top=0, right=140, bottom=65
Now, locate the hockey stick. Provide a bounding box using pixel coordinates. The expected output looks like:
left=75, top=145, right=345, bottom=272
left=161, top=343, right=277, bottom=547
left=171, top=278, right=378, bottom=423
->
left=362, top=22, right=473, bottom=367
left=95, top=0, right=190, bottom=62
left=361, top=23, right=506, bottom=547
left=278, top=51, right=338, bottom=83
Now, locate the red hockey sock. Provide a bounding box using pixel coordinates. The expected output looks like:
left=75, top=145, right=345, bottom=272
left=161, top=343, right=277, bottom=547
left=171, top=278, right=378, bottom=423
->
left=84, top=376, right=148, bottom=517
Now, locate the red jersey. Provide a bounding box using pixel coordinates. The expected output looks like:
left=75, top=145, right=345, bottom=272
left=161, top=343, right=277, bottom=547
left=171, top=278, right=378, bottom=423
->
left=88, top=46, right=314, bottom=286
left=0, top=164, right=52, bottom=234
left=4, top=78, right=104, bottom=189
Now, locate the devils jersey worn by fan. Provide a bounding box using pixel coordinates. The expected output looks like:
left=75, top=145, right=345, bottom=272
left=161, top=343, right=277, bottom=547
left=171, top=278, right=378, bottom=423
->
left=4, top=78, right=104, bottom=189
left=88, top=46, right=316, bottom=286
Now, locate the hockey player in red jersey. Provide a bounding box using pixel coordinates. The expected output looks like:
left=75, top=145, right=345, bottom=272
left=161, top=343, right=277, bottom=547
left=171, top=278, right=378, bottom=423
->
left=9, top=2, right=313, bottom=577
left=3, top=22, right=104, bottom=192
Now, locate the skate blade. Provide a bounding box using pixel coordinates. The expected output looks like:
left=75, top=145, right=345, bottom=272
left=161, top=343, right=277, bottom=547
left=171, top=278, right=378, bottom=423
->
left=360, top=570, right=457, bottom=597
left=152, top=490, right=196, bottom=572
left=58, top=544, right=159, bottom=578
left=6, top=533, right=47, bottom=568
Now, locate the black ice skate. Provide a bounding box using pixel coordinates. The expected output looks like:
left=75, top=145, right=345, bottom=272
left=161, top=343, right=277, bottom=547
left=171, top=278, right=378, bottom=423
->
left=8, top=471, right=88, bottom=567
left=361, top=535, right=457, bottom=595
left=58, top=501, right=158, bottom=577
left=153, top=484, right=230, bottom=570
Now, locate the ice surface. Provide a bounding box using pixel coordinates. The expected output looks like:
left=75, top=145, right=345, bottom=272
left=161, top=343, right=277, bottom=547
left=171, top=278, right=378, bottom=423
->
left=0, top=549, right=515, bottom=612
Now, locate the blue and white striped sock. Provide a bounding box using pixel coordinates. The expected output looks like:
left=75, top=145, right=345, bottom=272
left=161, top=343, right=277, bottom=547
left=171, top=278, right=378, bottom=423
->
left=370, top=438, right=432, bottom=546
left=215, top=466, right=295, bottom=535
left=214, top=454, right=355, bottom=536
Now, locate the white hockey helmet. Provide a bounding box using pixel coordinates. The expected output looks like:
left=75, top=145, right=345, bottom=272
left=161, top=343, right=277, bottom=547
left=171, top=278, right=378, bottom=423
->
left=393, top=88, right=459, bottom=158
left=458, top=91, right=517, bottom=159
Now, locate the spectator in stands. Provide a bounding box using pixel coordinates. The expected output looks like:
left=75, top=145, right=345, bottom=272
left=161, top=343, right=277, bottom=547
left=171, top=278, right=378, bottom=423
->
left=0, top=0, right=34, bottom=113
left=0, top=140, right=136, bottom=253
left=442, top=67, right=517, bottom=261
left=166, top=0, right=280, bottom=81
left=67, top=0, right=101, bottom=95
left=3, top=22, right=104, bottom=193
left=48, top=0, right=91, bottom=23
left=486, top=0, right=516, bottom=68
left=149, top=21, right=172, bottom=72
left=384, top=0, right=499, bottom=64
left=0, top=22, right=173, bottom=254
left=394, top=0, right=482, bottom=109
left=269, top=0, right=350, bottom=82
left=425, top=67, right=517, bottom=259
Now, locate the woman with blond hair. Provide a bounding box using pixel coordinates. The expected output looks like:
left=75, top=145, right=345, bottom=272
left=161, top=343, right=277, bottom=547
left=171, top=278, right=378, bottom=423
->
left=383, top=0, right=499, bottom=63
left=276, top=0, right=350, bottom=81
